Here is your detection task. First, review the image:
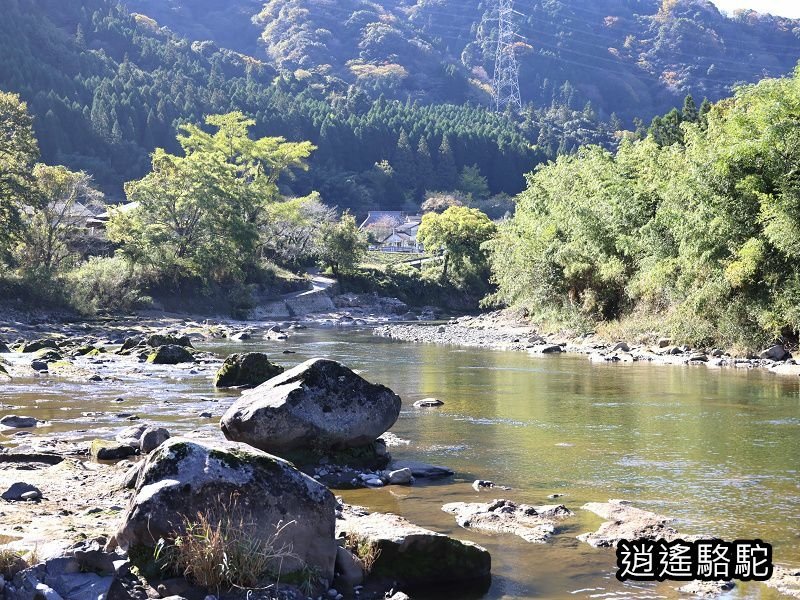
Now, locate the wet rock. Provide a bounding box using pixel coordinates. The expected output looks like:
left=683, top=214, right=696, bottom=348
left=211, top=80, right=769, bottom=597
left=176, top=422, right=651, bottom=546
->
left=213, top=352, right=284, bottom=388
left=145, top=334, right=193, bottom=348
left=221, top=358, right=402, bottom=454
left=30, top=359, right=49, bottom=372
left=146, top=345, right=194, bottom=365
left=472, top=480, right=510, bottom=491
left=610, top=342, right=630, bottom=352
left=442, top=499, right=572, bottom=543
left=2, top=482, right=42, bottom=501
left=139, top=427, right=170, bottom=454
left=112, top=438, right=338, bottom=585
left=658, top=338, right=672, bottom=348
left=90, top=440, right=137, bottom=462
left=765, top=565, right=800, bottom=598
left=21, top=339, right=59, bottom=353
left=265, top=327, right=289, bottom=341
left=689, top=353, right=709, bottom=362
left=528, top=344, right=563, bottom=355
left=119, top=336, right=142, bottom=352
left=333, top=546, right=364, bottom=589
left=390, top=461, right=454, bottom=479
left=412, top=398, right=444, bottom=408
left=336, top=506, right=491, bottom=589
left=386, top=468, right=413, bottom=485
left=760, top=345, right=791, bottom=361
left=677, top=580, right=735, bottom=597
left=577, top=500, right=679, bottom=547
left=229, top=331, right=252, bottom=341
left=0, top=415, right=38, bottom=429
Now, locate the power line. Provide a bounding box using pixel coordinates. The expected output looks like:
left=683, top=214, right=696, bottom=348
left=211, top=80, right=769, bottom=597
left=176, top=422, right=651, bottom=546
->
left=490, top=0, right=523, bottom=113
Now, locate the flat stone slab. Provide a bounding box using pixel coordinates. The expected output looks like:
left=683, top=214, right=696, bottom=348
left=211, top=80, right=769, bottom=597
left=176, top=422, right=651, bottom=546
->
left=577, top=500, right=679, bottom=547
left=442, top=499, right=572, bottom=543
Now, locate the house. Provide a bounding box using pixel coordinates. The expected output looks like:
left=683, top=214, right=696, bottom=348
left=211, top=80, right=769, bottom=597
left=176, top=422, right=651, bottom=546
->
left=376, top=216, right=424, bottom=253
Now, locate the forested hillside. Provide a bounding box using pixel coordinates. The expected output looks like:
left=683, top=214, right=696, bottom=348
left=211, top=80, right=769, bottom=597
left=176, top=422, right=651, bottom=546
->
left=123, top=0, right=800, bottom=120
left=3, top=0, right=587, bottom=209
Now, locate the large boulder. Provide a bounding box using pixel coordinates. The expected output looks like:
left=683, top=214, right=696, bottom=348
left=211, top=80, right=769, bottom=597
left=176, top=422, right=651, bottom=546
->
left=145, top=334, right=193, bottom=348
left=146, top=345, right=194, bottom=365
left=112, top=438, right=337, bottom=585
left=220, top=359, right=401, bottom=454
left=337, top=505, right=491, bottom=590
left=760, top=345, right=791, bottom=361
left=20, top=339, right=60, bottom=353
left=0, top=415, right=38, bottom=429
left=214, top=353, right=284, bottom=388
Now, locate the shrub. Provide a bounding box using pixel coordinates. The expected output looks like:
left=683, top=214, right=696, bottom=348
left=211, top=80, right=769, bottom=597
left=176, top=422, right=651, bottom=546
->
left=156, top=498, right=300, bottom=593
left=64, top=256, right=150, bottom=315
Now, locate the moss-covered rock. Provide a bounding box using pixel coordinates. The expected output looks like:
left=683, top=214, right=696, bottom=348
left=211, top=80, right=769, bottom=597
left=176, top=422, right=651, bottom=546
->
left=90, top=439, right=137, bottom=461
left=337, top=507, right=491, bottom=590
left=112, top=438, right=337, bottom=586
left=213, top=352, right=284, bottom=388
left=33, top=348, right=63, bottom=362
left=146, top=345, right=194, bottom=365
left=22, top=339, right=60, bottom=353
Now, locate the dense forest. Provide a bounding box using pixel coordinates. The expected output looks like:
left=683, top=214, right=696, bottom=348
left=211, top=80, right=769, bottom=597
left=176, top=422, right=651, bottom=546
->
left=125, top=0, right=800, bottom=119
left=4, top=0, right=799, bottom=209
left=489, top=65, right=800, bottom=349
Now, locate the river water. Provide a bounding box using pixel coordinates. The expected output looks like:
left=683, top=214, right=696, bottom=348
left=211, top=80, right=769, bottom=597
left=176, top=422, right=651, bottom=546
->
left=1, top=327, right=799, bottom=599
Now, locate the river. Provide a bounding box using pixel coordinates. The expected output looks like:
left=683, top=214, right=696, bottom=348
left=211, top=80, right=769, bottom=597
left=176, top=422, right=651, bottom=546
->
left=1, top=327, right=798, bottom=599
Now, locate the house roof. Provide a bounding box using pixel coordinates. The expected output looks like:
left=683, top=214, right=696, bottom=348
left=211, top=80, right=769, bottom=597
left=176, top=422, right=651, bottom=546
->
left=97, top=201, right=140, bottom=220
left=360, top=211, right=406, bottom=229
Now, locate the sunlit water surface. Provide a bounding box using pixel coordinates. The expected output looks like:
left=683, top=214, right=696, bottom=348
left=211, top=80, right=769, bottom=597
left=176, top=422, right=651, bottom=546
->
left=2, top=328, right=799, bottom=599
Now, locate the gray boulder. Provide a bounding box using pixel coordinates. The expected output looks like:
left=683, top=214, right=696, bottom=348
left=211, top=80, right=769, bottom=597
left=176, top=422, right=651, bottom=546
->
left=761, top=345, right=791, bottom=361
left=112, top=438, right=337, bottom=585
left=213, top=352, right=284, bottom=388
left=2, top=482, right=42, bottom=501
left=21, top=339, right=59, bottom=353
left=442, top=499, right=572, bottom=543
left=115, top=424, right=148, bottom=449
left=90, top=440, right=137, bottom=462
left=221, top=358, right=401, bottom=453
left=145, top=334, right=193, bottom=348
left=139, top=427, right=170, bottom=454
left=146, top=345, right=194, bottom=365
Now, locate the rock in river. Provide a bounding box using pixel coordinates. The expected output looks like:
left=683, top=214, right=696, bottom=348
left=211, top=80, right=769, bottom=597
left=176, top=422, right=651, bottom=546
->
left=213, top=352, right=284, bottom=388
left=112, top=438, right=338, bottom=585
left=139, top=427, right=170, bottom=454
left=337, top=505, right=490, bottom=590
left=442, top=499, right=572, bottom=543
left=577, top=499, right=679, bottom=547
left=0, top=415, right=38, bottom=429
left=146, top=345, right=194, bottom=365
left=221, top=358, right=401, bottom=454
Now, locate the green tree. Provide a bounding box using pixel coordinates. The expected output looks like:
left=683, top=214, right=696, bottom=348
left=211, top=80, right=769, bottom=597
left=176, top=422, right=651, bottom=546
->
left=436, top=135, right=458, bottom=190
left=417, top=206, right=496, bottom=281
left=0, top=91, right=40, bottom=262
left=682, top=94, right=699, bottom=123
left=110, top=112, right=315, bottom=284
left=415, top=137, right=434, bottom=198
left=17, top=165, right=103, bottom=276
left=457, top=164, right=490, bottom=201
left=319, top=212, right=368, bottom=277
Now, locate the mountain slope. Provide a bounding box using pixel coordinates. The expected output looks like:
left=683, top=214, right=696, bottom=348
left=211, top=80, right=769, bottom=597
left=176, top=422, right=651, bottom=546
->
left=122, top=0, right=800, bottom=120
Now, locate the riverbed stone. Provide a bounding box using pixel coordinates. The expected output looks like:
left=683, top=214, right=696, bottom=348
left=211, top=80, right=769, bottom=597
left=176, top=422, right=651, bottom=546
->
left=677, top=580, right=735, bottom=597
left=336, top=505, right=491, bottom=589
left=766, top=565, right=800, bottom=598
left=221, top=358, right=402, bottom=454
left=1, top=415, right=38, bottom=429
left=213, top=352, right=284, bottom=388
left=21, top=339, right=60, bottom=353
left=146, top=345, right=194, bottom=365
left=112, top=438, right=337, bottom=585
left=577, top=500, right=679, bottom=547
left=413, top=398, right=444, bottom=408
left=115, top=424, right=148, bottom=449
left=2, top=482, right=42, bottom=501
left=139, top=427, right=170, bottom=454
left=145, top=334, right=193, bottom=348
left=760, top=345, right=791, bottom=361
left=442, top=499, right=572, bottom=543
left=386, top=468, right=413, bottom=485
left=390, top=460, right=454, bottom=479
left=90, top=440, right=137, bottom=462
left=528, top=344, right=563, bottom=355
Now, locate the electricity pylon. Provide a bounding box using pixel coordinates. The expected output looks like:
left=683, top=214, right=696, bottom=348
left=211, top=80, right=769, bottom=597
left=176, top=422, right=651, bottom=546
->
left=491, top=0, right=522, bottom=113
